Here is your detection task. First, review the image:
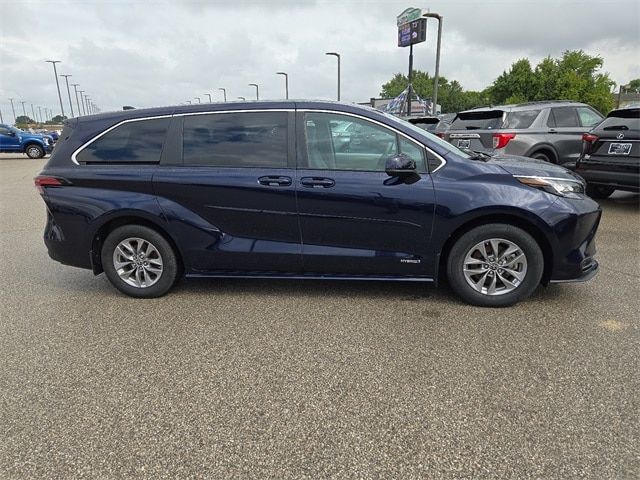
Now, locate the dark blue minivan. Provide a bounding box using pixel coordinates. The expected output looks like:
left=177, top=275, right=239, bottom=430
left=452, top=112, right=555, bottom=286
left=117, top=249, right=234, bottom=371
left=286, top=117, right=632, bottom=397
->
left=35, top=101, right=601, bottom=306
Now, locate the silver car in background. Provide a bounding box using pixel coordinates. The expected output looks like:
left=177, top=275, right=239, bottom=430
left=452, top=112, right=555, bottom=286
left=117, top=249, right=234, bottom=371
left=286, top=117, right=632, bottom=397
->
left=444, top=100, right=603, bottom=164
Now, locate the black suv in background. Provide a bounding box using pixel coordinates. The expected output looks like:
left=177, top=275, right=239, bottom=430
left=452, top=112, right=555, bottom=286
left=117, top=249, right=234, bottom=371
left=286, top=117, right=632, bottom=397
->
left=444, top=101, right=603, bottom=164
left=575, top=106, right=639, bottom=198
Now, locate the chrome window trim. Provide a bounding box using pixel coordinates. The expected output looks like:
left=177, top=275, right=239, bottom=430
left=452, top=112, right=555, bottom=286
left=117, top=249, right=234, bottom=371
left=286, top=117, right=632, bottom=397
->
left=71, top=109, right=294, bottom=165
left=298, top=108, right=447, bottom=173
left=71, top=107, right=447, bottom=172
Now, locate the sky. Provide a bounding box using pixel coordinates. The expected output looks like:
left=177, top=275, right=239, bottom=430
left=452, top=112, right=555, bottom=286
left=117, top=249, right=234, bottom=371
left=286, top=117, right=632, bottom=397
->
left=1, top=0, right=639, bottom=120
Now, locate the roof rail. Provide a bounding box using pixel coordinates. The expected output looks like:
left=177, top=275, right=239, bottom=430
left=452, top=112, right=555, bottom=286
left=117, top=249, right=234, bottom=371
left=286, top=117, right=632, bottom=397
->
left=514, top=100, right=581, bottom=107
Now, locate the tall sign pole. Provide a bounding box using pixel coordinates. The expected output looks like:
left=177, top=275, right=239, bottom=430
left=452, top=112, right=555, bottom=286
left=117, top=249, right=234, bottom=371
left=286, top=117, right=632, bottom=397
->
left=397, top=8, right=427, bottom=117
left=423, top=13, right=443, bottom=115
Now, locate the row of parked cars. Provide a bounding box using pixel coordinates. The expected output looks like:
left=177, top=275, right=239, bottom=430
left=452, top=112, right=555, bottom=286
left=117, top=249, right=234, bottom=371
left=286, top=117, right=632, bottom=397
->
left=405, top=100, right=639, bottom=198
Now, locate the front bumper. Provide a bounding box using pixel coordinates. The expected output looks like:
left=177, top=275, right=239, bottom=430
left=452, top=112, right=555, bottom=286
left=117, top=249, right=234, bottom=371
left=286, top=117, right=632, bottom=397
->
left=541, top=195, right=602, bottom=283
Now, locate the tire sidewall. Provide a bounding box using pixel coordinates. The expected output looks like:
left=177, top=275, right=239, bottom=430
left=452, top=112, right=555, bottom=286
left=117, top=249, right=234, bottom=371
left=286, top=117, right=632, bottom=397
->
left=101, top=225, right=177, bottom=298
left=26, top=144, right=44, bottom=159
left=447, top=224, right=544, bottom=307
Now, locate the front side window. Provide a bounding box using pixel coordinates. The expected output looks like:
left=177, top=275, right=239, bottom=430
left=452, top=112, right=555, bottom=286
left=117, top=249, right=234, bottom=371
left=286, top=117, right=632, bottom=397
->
left=577, top=107, right=603, bottom=127
left=304, top=112, right=397, bottom=171
left=182, top=111, right=287, bottom=168
left=77, top=117, right=170, bottom=164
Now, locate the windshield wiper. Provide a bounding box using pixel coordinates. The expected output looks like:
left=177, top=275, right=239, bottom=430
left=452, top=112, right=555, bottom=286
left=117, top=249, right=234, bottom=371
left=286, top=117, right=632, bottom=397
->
left=462, top=148, right=491, bottom=161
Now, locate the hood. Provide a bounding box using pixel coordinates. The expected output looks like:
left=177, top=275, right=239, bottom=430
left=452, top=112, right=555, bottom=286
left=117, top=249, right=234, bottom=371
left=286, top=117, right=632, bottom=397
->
left=484, top=154, right=584, bottom=183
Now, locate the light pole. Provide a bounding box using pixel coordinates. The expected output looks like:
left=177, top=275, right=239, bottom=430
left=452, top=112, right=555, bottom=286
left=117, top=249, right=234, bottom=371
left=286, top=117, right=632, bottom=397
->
left=195, top=96, right=201, bottom=103
left=84, top=95, right=91, bottom=115
left=204, top=93, right=212, bottom=102
left=237, top=96, right=246, bottom=101
left=45, top=60, right=65, bottom=118
left=0, top=107, right=3, bottom=123
left=31, top=104, right=36, bottom=124
left=248, top=83, right=259, bottom=100
left=9, top=98, right=16, bottom=124
left=20, top=101, right=27, bottom=119
left=77, top=90, right=86, bottom=115
left=59, top=74, right=75, bottom=117
left=218, top=88, right=227, bottom=102
left=325, top=52, right=341, bottom=101
left=276, top=72, right=289, bottom=99
left=423, top=12, right=443, bottom=115
left=71, top=84, right=82, bottom=116
left=38, top=106, right=43, bottom=123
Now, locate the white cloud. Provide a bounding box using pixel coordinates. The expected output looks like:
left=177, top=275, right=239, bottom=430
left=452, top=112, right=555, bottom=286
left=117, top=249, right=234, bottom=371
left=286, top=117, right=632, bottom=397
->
left=0, top=0, right=638, bottom=120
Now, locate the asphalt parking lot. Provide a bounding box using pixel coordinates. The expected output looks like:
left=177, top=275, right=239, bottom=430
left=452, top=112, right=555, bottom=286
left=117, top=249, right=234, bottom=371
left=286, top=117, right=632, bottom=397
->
left=0, top=154, right=638, bottom=479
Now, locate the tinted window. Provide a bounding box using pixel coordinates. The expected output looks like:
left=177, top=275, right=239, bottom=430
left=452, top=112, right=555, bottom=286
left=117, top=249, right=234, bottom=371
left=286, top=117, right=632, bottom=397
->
left=77, top=117, right=170, bottom=164
left=399, top=137, right=425, bottom=170
left=304, top=112, right=397, bottom=171
left=0, top=127, right=11, bottom=136
left=451, top=110, right=504, bottom=130
left=503, top=110, right=540, bottom=129
left=549, top=107, right=579, bottom=127
left=182, top=111, right=287, bottom=167
left=577, top=107, right=603, bottom=127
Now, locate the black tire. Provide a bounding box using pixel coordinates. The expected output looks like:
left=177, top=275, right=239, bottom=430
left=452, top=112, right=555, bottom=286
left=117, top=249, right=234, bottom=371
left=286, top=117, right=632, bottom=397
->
left=101, top=225, right=178, bottom=298
left=531, top=151, right=552, bottom=163
left=586, top=184, right=615, bottom=199
left=446, top=224, right=544, bottom=307
left=25, top=143, right=45, bottom=159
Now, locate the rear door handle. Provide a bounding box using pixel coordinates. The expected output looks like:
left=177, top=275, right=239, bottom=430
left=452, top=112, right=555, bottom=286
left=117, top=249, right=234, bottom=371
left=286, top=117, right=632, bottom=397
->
left=548, top=129, right=558, bottom=134
left=258, top=176, right=292, bottom=187
left=300, top=177, right=335, bottom=188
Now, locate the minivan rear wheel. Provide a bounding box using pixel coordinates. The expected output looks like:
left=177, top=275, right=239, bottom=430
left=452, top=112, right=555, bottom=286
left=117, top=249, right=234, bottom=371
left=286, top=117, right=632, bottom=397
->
left=446, top=224, right=544, bottom=307
left=101, top=225, right=178, bottom=298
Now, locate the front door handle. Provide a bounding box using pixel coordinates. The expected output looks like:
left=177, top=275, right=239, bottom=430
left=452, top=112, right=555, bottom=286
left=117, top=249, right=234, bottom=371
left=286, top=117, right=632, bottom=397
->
left=548, top=128, right=558, bottom=134
left=300, top=177, right=335, bottom=188
left=258, top=176, right=292, bottom=187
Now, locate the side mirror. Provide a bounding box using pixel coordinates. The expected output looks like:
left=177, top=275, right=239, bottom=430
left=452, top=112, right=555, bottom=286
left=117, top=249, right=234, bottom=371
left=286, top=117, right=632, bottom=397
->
left=385, top=153, right=416, bottom=177
left=8, top=131, right=17, bottom=137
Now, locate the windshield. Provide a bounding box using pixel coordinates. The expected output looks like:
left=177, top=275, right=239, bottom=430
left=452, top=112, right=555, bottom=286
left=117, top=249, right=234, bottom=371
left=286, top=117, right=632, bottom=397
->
left=9, top=126, right=24, bottom=134
left=381, top=111, right=471, bottom=158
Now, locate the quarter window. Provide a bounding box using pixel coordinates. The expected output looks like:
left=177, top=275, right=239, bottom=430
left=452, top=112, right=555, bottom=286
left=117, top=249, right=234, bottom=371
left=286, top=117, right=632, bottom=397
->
left=304, top=113, right=397, bottom=171
left=77, top=117, right=170, bottom=164
left=182, top=111, right=287, bottom=168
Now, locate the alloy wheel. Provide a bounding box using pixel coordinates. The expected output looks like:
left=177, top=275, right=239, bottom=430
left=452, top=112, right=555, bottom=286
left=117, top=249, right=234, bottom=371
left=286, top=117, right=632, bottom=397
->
left=462, top=238, right=528, bottom=296
left=112, top=237, right=164, bottom=288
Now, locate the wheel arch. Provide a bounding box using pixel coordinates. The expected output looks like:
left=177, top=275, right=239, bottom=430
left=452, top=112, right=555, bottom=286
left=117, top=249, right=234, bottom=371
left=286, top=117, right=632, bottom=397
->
left=525, top=143, right=558, bottom=163
left=22, top=141, right=45, bottom=154
left=90, top=214, right=184, bottom=276
left=437, top=212, right=554, bottom=286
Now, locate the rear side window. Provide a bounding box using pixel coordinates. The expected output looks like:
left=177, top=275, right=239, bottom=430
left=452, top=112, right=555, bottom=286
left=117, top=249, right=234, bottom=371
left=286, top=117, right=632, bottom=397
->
left=547, top=107, right=579, bottom=127
left=503, top=110, right=540, bottom=129
left=451, top=110, right=504, bottom=130
left=77, top=117, right=170, bottom=164
left=182, top=111, right=287, bottom=167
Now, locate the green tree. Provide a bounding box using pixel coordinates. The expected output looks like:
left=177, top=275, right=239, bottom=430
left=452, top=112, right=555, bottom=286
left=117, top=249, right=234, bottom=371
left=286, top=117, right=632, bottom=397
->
left=627, top=78, right=640, bottom=92
left=487, top=50, right=615, bottom=113
left=380, top=70, right=487, bottom=113
left=15, top=115, right=35, bottom=124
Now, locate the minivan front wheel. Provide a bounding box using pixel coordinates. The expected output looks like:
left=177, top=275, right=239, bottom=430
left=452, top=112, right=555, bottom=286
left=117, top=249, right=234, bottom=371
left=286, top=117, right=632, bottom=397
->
left=446, top=224, right=543, bottom=307
left=101, top=225, right=178, bottom=298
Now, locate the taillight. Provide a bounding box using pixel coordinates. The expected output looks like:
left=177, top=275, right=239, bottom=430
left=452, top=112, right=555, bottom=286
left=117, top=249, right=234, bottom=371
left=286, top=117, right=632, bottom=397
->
left=581, top=133, right=598, bottom=155
left=34, top=176, right=63, bottom=194
left=492, top=133, right=516, bottom=149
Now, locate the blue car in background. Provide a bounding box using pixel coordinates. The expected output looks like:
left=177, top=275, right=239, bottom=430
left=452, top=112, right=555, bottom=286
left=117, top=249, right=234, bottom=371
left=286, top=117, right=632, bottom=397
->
left=0, top=124, right=53, bottom=158
left=35, top=101, right=601, bottom=307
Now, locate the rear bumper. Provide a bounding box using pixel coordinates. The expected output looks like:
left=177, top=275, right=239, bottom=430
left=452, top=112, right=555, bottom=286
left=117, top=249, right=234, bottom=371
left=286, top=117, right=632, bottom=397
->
left=575, top=157, right=640, bottom=192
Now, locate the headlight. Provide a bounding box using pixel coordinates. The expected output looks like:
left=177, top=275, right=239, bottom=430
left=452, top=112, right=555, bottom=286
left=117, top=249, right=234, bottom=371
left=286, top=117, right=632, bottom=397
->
left=514, top=175, right=585, bottom=199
